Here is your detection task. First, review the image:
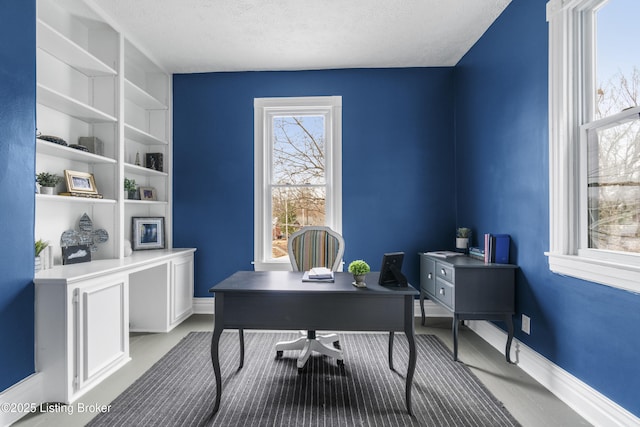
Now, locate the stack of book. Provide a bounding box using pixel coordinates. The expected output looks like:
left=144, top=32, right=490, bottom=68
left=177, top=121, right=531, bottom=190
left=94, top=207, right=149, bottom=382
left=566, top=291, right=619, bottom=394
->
left=302, top=267, right=334, bottom=282
left=482, top=233, right=511, bottom=264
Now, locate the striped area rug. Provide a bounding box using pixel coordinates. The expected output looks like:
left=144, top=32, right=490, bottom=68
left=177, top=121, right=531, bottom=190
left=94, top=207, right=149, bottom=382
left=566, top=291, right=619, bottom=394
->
left=88, top=331, right=520, bottom=427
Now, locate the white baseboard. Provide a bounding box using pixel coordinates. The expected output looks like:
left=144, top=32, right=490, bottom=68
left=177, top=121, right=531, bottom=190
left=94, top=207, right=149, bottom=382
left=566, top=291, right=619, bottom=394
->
left=0, top=373, right=45, bottom=427
left=193, top=297, right=214, bottom=314
left=466, top=320, right=640, bottom=427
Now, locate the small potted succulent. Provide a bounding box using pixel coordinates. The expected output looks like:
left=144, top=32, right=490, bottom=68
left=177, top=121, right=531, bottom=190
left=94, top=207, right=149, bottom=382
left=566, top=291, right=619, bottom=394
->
left=348, top=259, right=370, bottom=288
left=124, top=178, right=137, bottom=199
left=456, top=227, right=471, bottom=251
left=36, top=172, right=62, bottom=195
left=35, top=239, right=49, bottom=272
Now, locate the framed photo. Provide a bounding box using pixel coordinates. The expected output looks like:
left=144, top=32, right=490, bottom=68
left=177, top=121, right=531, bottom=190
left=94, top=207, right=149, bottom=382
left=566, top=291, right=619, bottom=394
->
left=132, top=217, right=165, bottom=250
left=139, top=186, right=157, bottom=201
left=145, top=152, right=164, bottom=172
left=64, top=170, right=98, bottom=195
left=62, top=244, right=91, bottom=265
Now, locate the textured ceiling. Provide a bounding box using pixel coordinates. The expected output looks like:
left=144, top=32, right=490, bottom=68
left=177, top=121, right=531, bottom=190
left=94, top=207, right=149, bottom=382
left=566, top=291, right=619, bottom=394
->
left=91, top=0, right=511, bottom=74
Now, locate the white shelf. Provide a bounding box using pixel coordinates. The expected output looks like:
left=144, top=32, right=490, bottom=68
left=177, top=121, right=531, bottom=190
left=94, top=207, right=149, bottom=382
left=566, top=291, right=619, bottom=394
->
left=124, top=200, right=168, bottom=206
left=37, top=83, right=117, bottom=123
left=124, top=123, right=168, bottom=146
left=36, top=138, right=116, bottom=164
left=124, top=163, right=168, bottom=177
left=37, top=19, right=116, bottom=77
left=124, top=79, right=167, bottom=110
left=36, top=193, right=117, bottom=204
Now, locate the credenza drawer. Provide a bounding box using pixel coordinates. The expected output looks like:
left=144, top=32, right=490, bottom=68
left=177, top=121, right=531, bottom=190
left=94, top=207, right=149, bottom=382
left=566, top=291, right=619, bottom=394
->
left=436, top=263, right=454, bottom=284
left=420, top=256, right=436, bottom=296
left=434, top=278, right=454, bottom=309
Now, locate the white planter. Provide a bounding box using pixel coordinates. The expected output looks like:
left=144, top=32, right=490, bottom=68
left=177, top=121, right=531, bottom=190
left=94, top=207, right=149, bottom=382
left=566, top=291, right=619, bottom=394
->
left=39, top=186, right=54, bottom=195
left=456, top=237, right=469, bottom=250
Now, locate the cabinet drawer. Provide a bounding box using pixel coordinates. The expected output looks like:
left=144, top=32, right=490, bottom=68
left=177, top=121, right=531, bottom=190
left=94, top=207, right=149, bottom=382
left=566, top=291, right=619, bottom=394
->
left=420, top=256, right=436, bottom=295
left=434, top=278, right=454, bottom=309
left=436, top=262, right=454, bottom=284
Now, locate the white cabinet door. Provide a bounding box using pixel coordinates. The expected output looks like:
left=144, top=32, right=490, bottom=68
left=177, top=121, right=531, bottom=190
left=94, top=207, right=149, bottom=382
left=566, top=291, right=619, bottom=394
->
left=170, top=255, right=194, bottom=326
left=75, top=274, right=129, bottom=391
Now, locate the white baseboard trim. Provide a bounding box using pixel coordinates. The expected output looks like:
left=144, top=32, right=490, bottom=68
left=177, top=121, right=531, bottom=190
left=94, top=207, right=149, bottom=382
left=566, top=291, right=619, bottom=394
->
left=466, top=320, right=640, bottom=427
left=193, top=297, right=214, bottom=314
left=0, top=373, right=45, bottom=427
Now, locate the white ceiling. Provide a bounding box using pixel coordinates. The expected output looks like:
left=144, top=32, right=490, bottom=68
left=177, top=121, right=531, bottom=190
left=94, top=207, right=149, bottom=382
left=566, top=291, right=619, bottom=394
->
left=92, top=0, right=511, bottom=74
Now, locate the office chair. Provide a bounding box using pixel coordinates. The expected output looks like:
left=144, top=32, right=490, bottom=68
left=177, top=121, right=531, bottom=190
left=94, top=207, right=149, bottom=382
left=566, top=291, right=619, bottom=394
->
left=275, top=226, right=345, bottom=371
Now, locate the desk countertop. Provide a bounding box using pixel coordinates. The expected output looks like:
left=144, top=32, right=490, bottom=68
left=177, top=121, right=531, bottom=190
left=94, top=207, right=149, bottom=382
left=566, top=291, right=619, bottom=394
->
left=210, top=271, right=418, bottom=295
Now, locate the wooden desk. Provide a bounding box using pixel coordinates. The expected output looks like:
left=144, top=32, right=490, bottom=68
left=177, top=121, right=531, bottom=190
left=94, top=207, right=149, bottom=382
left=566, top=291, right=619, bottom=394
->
left=209, top=271, right=419, bottom=415
left=419, top=253, right=517, bottom=363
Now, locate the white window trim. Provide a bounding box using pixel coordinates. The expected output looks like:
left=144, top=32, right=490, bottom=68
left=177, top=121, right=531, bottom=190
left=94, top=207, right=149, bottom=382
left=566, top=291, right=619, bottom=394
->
left=546, top=0, right=640, bottom=293
left=253, top=96, right=342, bottom=271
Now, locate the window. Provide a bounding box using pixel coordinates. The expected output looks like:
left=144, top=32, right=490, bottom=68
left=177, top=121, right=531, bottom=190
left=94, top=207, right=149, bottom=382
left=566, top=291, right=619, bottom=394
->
left=254, top=96, right=342, bottom=271
left=547, top=0, right=640, bottom=293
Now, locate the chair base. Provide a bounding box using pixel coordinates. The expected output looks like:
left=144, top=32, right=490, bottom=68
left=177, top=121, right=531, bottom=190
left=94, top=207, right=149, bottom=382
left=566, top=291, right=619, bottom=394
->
left=275, top=332, right=343, bottom=370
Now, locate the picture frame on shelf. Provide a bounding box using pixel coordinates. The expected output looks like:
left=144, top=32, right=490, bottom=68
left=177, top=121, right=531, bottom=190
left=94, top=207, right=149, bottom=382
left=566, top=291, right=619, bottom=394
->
left=132, top=217, right=165, bottom=250
left=62, top=244, right=91, bottom=265
left=145, top=152, right=163, bottom=172
left=139, top=186, right=157, bottom=201
left=64, top=170, right=99, bottom=195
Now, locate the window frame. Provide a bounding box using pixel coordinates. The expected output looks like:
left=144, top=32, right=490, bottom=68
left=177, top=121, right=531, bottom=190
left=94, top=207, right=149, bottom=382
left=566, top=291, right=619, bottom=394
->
left=253, top=96, right=342, bottom=271
left=546, top=0, right=640, bottom=293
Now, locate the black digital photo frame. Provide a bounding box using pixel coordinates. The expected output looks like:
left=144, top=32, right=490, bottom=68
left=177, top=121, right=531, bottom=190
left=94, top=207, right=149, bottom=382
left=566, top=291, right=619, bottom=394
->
left=378, top=252, right=408, bottom=287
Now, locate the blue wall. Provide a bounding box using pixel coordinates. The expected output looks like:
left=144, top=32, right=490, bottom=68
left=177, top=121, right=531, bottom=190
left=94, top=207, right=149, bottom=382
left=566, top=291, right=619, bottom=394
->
left=173, top=68, right=456, bottom=297
left=0, top=0, right=36, bottom=392
left=455, top=0, right=640, bottom=417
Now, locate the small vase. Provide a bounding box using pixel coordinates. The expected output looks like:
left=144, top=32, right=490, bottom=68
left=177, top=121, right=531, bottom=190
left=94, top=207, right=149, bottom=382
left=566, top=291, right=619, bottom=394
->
left=456, top=237, right=469, bottom=250
left=353, top=274, right=367, bottom=288
left=35, top=256, right=42, bottom=272
left=39, top=186, right=54, bottom=195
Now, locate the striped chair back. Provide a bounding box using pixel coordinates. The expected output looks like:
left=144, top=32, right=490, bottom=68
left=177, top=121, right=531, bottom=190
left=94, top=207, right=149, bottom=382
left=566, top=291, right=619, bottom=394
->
left=288, top=226, right=345, bottom=272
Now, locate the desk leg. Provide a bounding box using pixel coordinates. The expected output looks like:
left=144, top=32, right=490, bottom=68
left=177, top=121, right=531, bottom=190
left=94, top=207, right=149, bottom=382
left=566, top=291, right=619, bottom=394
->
left=504, top=314, right=514, bottom=363
left=452, top=314, right=459, bottom=362
left=419, top=291, right=426, bottom=326
left=404, top=296, right=416, bottom=416
left=238, top=328, right=245, bottom=369
left=388, top=331, right=394, bottom=370
left=210, top=323, right=223, bottom=414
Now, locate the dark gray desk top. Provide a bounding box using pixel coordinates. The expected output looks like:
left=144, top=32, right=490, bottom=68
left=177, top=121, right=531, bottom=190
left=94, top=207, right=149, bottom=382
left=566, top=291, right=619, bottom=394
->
left=210, top=271, right=418, bottom=296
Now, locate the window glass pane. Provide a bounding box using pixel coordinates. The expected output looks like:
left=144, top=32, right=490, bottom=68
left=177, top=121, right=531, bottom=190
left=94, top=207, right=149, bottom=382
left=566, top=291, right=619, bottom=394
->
left=595, top=0, right=640, bottom=119
left=272, top=115, right=325, bottom=185
left=271, top=187, right=326, bottom=259
left=587, top=118, right=640, bottom=252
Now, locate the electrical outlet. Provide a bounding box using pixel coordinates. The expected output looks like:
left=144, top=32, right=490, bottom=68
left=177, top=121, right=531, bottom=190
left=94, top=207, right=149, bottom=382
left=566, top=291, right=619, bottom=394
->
left=521, top=314, right=531, bottom=335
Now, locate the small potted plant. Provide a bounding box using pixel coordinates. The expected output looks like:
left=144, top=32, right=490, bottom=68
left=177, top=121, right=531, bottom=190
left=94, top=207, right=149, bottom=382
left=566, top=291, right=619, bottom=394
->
left=456, top=227, right=471, bottom=251
left=348, top=259, right=370, bottom=288
left=124, top=178, right=137, bottom=199
left=36, top=172, right=62, bottom=195
left=35, top=239, right=49, bottom=272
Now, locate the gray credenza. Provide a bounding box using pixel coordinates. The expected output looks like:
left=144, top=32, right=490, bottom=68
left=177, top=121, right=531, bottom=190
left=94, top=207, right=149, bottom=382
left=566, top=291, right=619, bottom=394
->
left=419, top=253, right=517, bottom=362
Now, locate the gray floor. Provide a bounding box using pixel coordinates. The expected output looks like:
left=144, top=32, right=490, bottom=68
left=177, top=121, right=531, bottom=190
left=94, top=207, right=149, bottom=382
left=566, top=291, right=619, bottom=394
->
left=14, top=315, right=590, bottom=427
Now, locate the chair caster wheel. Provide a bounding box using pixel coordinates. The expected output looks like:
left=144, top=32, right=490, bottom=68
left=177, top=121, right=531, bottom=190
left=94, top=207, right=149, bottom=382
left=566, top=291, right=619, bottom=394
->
left=333, top=341, right=341, bottom=349
left=276, top=350, right=283, bottom=358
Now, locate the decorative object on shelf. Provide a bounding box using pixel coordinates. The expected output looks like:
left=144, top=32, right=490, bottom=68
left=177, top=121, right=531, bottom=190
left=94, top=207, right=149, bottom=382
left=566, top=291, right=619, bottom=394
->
left=36, top=172, right=62, bottom=195
left=123, top=239, right=133, bottom=257
left=68, top=144, right=89, bottom=152
left=36, top=134, right=67, bottom=146
left=146, top=152, right=163, bottom=172
left=63, top=170, right=101, bottom=198
left=135, top=152, right=141, bottom=166
left=35, top=239, right=49, bottom=272
left=456, top=227, right=471, bottom=252
left=62, top=244, right=91, bottom=265
left=78, top=136, right=104, bottom=155
left=139, top=186, right=157, bottom=201
left=60, top=213, right=109, bottom=253
left=124, top=178, right=137, bottom=199
left=348, top=259, right=370, bottom=288
left=132, top=217, right=165, bottom=250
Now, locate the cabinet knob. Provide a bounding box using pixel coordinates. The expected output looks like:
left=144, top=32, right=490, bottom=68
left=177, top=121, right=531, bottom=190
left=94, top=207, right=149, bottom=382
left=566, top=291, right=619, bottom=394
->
left=440, top=268, right=446, bottom=276
left=427, top=273, right=432, bottom=279
left=439, top=288, right=445, bottom=295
